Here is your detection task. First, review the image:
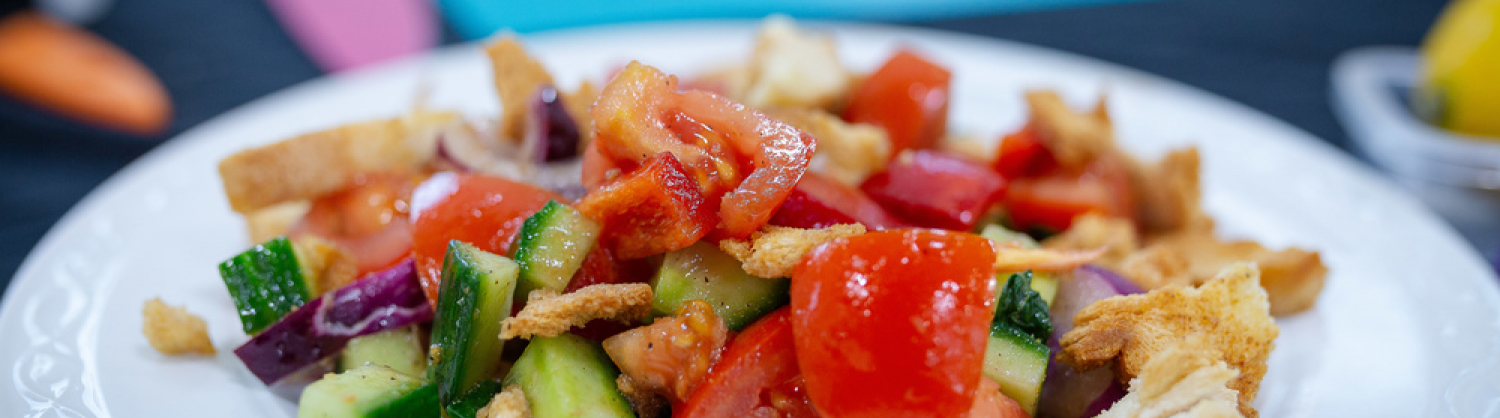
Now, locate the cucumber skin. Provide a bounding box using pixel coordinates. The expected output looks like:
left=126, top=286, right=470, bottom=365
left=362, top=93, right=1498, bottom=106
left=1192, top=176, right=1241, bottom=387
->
left=504, top=334, right=636, bottom=418
left=297, top=365, right=439, bottom=418
left=444, top=380, right=505, bottom=418
left=368, top=384, right=440, bottom=418
left=219, top=237, right=313, bottom=334
left=513, top=200, right=600, bottom=298
left=983, top=322, right=1049, bottom=415
left=428, top=240, right=519, bottom=407
left=651, top=242, right=789, bottom=330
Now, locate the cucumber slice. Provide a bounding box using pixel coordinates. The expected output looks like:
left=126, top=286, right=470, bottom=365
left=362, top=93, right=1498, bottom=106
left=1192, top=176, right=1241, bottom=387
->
left=340, top=326, right=427, bottom=377
left=979, top=224, right=1040, bottom=249
left=983, top=322, right=1049, bottom=415
left=444, top=380, right=504, bottom=418
left=504, top=334, right=635, bottom=418
left=650, top=241, right=789, bottom=330
left=219, top=236, right=314, bottom=334
left=428, top=241, right=520, bottom=406
left=298, top=365, right=440, bottom=418
left=513, top=200, right=601, bottom=298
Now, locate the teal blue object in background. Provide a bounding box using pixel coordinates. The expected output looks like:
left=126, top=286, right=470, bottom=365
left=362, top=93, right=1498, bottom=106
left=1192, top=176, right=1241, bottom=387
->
left=436, top=0, right=1147, bottom=39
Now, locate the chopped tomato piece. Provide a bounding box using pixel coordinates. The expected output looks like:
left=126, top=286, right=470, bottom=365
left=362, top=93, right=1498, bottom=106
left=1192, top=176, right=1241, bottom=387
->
left=576, top=152, right=715, bottom=259
left=993, top=124, right=1054, bottom=179
left=592, top=62, right=746, bottom=199
left=792, top=229, right=996, bottom=418
left=410, top=173, right=561, bottom=306
left=969, top=378, right=1031, bottom=418
left=678, top=308, right=813, bottom=418
left=843, top=49, right=952, bottom=154
left=592, top=62, right=816, bottom=238
left=1003, top=157, right=1133, bottom=232
left=602, top=300, right=730, bottom=402
left=860, top=150, right=1007, bottom=231
left=566, top=245, right=660, bottom=341
left=769, top=171, right=907, bottom=230
left=290, top=172, right=419, bottom=277
left=581, top=140, right=631, bottom=192
left=564, top=246, right=655, bottom=292
left=761, top=376, right=819, bottom=418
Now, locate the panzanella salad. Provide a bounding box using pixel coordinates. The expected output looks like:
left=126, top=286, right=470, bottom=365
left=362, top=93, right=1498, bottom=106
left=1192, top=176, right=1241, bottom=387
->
left=142, top=17, right=1327, bottom=418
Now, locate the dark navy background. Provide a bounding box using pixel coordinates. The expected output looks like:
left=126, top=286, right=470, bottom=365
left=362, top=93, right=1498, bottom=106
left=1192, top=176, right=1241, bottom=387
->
left=0, top=0, right=1452, bottom=294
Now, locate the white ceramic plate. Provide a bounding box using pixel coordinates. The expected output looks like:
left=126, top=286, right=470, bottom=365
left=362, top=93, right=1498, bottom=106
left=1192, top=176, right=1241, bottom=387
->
left=3, top=21, right=1497, bottom=418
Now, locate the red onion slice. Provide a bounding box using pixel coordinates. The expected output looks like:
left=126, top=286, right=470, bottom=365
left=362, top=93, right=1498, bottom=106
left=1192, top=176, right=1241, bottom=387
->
left=1036, top=265, right=1142, bottom=418
left=523, top=85, right=582, bottom=162
left=233, top=259, right=432, bottom=385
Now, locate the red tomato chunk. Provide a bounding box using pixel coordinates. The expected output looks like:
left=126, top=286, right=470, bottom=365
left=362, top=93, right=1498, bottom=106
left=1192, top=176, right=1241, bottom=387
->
left=791, top=229, right=997, bottom=418
left=770, top=171, right=907, bottom=230
left=861, top=150, right=1007, bottom=231
left=576, top=152, right=715, bottom=260
left=843, top=49, right=952, bottom=155
left=410, top=173, right=560, bottom=306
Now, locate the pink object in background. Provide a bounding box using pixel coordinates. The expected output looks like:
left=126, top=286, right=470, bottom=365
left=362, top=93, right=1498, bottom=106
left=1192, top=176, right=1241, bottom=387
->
left=263, top=0, right=438, bottom=72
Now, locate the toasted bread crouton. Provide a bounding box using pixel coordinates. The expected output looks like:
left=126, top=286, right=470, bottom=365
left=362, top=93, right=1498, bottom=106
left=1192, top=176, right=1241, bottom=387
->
left=1025, top=90, right=1116, bottom=168
left=1043, top=213, right=1140, bottom=267
left=476, top=386, right=531, bottom=418
left=1130, top=147, right=1208, bottom=234
left=1119, top=229, right=1327, bottom=316
left=739, top=16, right=851, bottom=110
left=767, top=108, right=889, bottom=185
left=486, top=37, right=555, bottom=141
left=564, top=80, right=598, bottom=145
left=218, top=112, right=457, bottom=213
left=994, top=247, right=1106, bottom=272
left=500, top=284, right=653, bottom=340
left=245, top=201, right=309, bottom=244
left=719, top=224, right=867, bottom=278
left=1096, top=335, right=1245, bottom=418
left=142, top=298, right=215, bottom=355
left=291, top=235, right=358, bottom=295
left=1060, top=264, right=1277, bottom=417
left=938, top=133, right=995, bottom=164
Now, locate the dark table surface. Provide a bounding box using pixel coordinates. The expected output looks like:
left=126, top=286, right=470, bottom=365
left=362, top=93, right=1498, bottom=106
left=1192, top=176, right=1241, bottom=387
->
left=0, top=0, right=1452, bottom=296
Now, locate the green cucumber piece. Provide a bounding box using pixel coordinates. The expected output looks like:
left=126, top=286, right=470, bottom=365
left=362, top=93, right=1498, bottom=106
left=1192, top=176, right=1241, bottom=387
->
left=650, top=241, right=789, bottom=330
left=219, top=236, right=314, bottom=334
left=983, top=322, right=1049, bottom=415
left=512, top=200, right=601, bottom=298
left=504, top=334, right=635, bottom=418
left=444, top=380, right=505, bottom=418
left=340, top=326, right=427, bottom=377
left=428, top=240, right=520, bottom=406
left=298, top=365, right=440, bottom=418
left=980, top=223, right=1041, bottom=249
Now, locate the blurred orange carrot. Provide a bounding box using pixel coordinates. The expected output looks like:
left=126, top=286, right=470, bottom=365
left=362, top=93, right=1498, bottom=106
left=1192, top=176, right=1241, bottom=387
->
left=0, top=11, right=171, bottom=136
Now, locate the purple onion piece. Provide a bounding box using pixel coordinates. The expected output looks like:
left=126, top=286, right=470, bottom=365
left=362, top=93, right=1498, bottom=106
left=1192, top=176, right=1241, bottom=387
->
left=234, top=259, right=431, bottom=385
left=525, top=85, right=581, bottom=162
left=1078, top=264, right=1144, bottom=295
left=310, top=259, right=431, bottom=337
left=1081, top=379, right=1128, bottom=416
left=1038, top=353, right=1124, bottom=418
left=1034, top=265, right=1141, bottom=418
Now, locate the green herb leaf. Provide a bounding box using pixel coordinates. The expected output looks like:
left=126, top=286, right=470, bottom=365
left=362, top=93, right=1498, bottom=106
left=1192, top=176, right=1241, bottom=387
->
left=993, top=270, right=1052, bottom=342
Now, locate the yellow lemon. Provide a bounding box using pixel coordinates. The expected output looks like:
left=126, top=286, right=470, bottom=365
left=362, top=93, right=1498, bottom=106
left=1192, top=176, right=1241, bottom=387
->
left=1416, top=0, right=1500, bottom=138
